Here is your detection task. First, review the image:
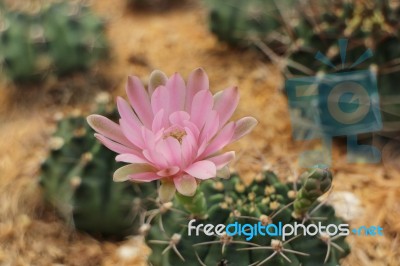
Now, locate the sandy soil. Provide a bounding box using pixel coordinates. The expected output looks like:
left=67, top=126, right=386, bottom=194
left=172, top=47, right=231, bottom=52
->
left=0, top=0, right=399, bottom=265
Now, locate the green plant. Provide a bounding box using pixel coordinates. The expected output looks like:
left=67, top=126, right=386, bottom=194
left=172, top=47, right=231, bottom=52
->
left=41, top=2, right=108, bottom=75
left=204, top=0, right=295, bottom=52
left=145, top=168, right=350, bottom=265
left=283, top=0, right=400, bottom=133
left=39, top=95, right=156, bottom=238
left=0, top=1, right=108, bottom=83
left=0, top=5, right=45, bottom=82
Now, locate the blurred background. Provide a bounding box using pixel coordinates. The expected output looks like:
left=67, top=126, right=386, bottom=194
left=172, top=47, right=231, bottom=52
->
left=0, top=0, right=399, bottom=265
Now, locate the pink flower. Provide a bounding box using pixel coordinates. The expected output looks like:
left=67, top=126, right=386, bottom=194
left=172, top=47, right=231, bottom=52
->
left=87, top=68, right=257, bottom=201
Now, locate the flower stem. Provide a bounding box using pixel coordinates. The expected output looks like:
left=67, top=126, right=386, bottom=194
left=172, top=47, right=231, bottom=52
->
left=175, top=189, right=208, bottom=219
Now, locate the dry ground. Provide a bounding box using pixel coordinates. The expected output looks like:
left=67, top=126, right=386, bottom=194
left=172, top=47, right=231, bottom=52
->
left=0, top=0, right=399, bottom=265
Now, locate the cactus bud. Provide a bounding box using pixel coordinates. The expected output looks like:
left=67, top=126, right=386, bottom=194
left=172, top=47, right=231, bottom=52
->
left=294, top=168, right=332, bottom=217
left=159, top=181, right=176, bottom=203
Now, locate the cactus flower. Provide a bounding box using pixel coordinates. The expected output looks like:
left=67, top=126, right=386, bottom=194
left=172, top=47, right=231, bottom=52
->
left=87, top=68, right=257, bottom=201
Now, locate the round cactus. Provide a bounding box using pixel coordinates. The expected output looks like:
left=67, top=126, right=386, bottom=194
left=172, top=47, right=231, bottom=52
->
left=39, top=95, right=156, bottom=238
left=204, top=0, right=295, bottom=52
left=41, top=2, right=108, bottom=75
left=0, top=1, right=108, bottom=83
left=145, top=168, right=350, bottom=265
left=0, top=6, right=46, bottom=82
left=283, top=0, right=400, bottom=134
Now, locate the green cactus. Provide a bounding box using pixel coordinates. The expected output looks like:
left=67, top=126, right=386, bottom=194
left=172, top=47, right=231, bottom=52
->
left=283, top=0, right=400, bottom=134
left=0, top=5, right=46, bottom=82
left=41, top=2, right=108, bottom=75
left=0, top=1, right=108, bottom=83
left=204, top=0, right=295, bottom=52
left=293, top=168, right=332, bottom=218
left=39, top=95, right=156, bottom=238
left=145, top=168, right=350, bottom=265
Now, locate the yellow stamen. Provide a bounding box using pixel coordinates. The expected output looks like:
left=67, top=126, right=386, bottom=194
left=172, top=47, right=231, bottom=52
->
left=164, top=129, right=187, bottom=144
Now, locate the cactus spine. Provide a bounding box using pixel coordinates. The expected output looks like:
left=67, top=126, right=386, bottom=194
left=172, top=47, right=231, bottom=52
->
left=0, top=1, right=108, bottom=83
left=39, top=95, right=156, bottom=238
left=204, top=0, right=295, bottom=52
left=145, top=168, right=350, bottom=265
left=283, top=0, right=400, bottom=134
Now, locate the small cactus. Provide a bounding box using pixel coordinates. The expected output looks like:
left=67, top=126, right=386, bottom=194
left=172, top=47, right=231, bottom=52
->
left=283, top=0, right=400, bottom=134
left=145, top=168, right=350, bottom=265
left=41, top=2, right=108, bottom=75
left=204, top=0, right=295, bottom=52
left=0, top=6, right=45, bottom=82
left=293, top=168, right=332, bottom=218
left=39, top=95, right=156, bottom=238
left=0, top=1, right=108, bottom=83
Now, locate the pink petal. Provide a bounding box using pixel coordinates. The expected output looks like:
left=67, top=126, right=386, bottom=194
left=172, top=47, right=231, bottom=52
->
left=213, top=87, right=239, bottom=128
left=166, top=73, right=186, bottom=114
left=151, top=85, right=170, bottom=119
left=184, top=160, right=216, bottom=180
left=169, top=111, right=190, bottom=126
left=183, top=121, right=200, bottom=141
left=231, top=117, right=258, bottom=142
left=116, top=153, right=148, bottom=164
left=119, top=119, right=145, bottom=149
left=197, top=139, right=208, bottom=158
left=156, top=137, right=182, bottom=166
left=174, top=174, right=197, bottom=196
left=94, top=134, right=139, bottom=155
left=129, top=172, right=161, bottom=182
left=201, top=122, right=235, bottom=157
left=143, top=149, right=169, bottom=169
left=148, top=70, right=168, bottom=95
left=199, top=110, right=219, bottom=144
left=141, top=127, right=158, bottom=150
left=117, top=97, right=142, bottom=129
left=126, top=76, right=153, bottom=128
left=87, top=115, right=131, bottom=147
left=152, top=109, right=166, bottom=133
left=113, top=164, right=156, bottom=182
left=190, top=90, right=213, bottom=130
left=185, top=68, right=209, bottom=111
left=207, top=151, right=235, bottom=170
left=184, top=126, right=200, bottom=152
left=181, top=127, right=197, bottom=168
left=157, top=166, right=180, bottom=177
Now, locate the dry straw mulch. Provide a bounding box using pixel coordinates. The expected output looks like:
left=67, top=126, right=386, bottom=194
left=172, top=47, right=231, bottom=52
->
left=0, top=0, right=399, bottom=265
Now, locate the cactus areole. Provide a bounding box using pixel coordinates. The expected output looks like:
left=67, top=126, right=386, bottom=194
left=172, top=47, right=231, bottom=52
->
left=0, top=2, right=108, bottom=83
left=145, top=169, right=349, bottom=266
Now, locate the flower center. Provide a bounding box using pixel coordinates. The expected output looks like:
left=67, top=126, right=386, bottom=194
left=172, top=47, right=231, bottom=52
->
left=163, top=128, right=187, bottom=144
